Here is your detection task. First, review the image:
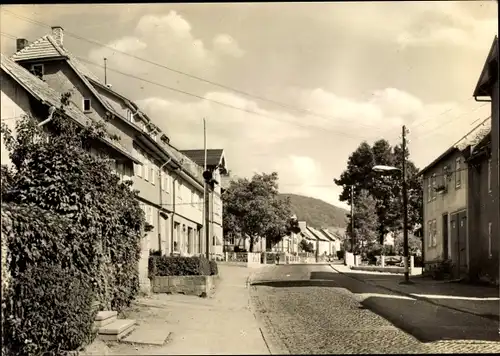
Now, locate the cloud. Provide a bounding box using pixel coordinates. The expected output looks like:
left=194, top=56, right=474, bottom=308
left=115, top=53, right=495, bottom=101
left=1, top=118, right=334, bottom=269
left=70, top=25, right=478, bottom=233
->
left=396, top=2, right=497, bottom=50
left=213, top=34, right=245, bottom=58
left=88, top=10, right=245, bottom=74
left=136, top=91, right=309, bottom=149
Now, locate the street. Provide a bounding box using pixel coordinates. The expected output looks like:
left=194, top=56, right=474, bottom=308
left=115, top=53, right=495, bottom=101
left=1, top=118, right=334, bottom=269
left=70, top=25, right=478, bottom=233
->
left=250, top=264, right=500, bottom=354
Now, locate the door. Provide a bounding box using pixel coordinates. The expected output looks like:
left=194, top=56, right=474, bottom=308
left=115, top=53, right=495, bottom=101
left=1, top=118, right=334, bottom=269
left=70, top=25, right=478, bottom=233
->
left=442, top=214, right=449, bottom=260
left=458, top=211, right=467, bottom=275
left=450, top=213, right=459, bottom=278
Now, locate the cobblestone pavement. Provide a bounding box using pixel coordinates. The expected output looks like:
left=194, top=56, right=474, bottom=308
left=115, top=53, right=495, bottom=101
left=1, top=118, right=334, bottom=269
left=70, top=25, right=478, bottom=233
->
left=250, top=264, right=500, bottom=354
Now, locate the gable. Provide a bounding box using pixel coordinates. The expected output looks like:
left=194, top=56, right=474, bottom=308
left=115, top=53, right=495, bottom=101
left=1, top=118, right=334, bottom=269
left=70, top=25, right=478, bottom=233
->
left=181, top=149, right=224, bottom=167
left=11, top=36, right=64, bottom=62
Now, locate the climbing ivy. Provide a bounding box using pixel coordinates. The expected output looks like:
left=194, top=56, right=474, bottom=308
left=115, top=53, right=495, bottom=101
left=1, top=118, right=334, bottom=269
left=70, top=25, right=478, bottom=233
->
left=1, top=93, right=149, bottom=354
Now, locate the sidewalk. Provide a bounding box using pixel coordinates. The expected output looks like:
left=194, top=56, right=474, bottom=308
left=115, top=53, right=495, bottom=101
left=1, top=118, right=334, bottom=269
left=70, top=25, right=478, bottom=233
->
left=98, top=264, right=270, bottom=355
left=331, top=264, right=500, bottom=320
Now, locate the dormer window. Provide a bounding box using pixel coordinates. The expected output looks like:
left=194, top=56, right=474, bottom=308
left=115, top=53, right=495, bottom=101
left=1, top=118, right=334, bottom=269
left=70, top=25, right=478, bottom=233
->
left=83, top=98, right=91, bottom=113
left=30, top=64, right=44, bottom=79
left=126, top=109, right=133, bottom=122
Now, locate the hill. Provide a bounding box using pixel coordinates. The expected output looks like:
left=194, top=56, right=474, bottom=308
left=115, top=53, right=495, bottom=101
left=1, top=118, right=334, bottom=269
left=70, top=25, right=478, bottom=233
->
left=279, top=193, right=348, bottom=229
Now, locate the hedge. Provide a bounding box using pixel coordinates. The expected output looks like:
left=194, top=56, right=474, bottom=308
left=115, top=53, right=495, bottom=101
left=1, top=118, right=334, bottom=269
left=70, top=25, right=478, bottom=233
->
left=2, top=263, right=96, bottom=356
left=149, top=255, right=212, bottom=277
left=209, top=260, right=218, bottom=276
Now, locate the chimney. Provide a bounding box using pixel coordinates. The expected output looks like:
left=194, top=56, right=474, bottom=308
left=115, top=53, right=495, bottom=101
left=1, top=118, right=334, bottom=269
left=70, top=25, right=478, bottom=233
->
left=16, top=39, right=28, bottom=52
left=51, top=26, right=64, bottom=46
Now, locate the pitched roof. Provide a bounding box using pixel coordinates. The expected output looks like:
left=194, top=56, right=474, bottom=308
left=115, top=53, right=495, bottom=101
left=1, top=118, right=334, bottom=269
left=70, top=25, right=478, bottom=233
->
left=418, top=117, right=491, bottom=177
left=300, top=228, right=318, bottom=241
left=10, top=33, right=206, bottom=186
left=319, top=229, right=338, bottom=242
left=180, top=149, right=225, bottom=168
left=473, top=36, right=498, bottom=97
left=307, top=227, right=329, bottom=242
left=11, top=35, right=62, bottom=61
left=1, top=53, right=139, bottom=164
left=11, top=35, right=128, bottom=125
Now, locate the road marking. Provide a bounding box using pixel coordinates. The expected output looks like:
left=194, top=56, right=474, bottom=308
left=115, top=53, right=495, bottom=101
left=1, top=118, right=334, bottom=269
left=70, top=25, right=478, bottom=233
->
left=411, top=294, right=500, bottom=301
left=354, top=293, right=416, bottom=301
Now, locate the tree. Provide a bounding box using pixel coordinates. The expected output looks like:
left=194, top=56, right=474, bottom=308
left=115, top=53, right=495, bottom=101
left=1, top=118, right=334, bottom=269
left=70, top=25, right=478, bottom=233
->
left=222, top=172, right=293, bottom=252
left=299, top=239, right=314, bottom=253
left=334, top=139, right=423, bottom=246
left=393, top=231, right=422, bottom=256
left=351, top=189, right=379, bottom=255
left=1, top=93, right=148, bottom=311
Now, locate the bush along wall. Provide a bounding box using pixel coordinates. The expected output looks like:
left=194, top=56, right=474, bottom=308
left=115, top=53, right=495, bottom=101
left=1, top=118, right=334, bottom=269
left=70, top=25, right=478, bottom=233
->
left=209, top=260, right=218, bottom=276
left=149, top=256, right=212, bottom=277
left=1, top=105, right=149, bottom=354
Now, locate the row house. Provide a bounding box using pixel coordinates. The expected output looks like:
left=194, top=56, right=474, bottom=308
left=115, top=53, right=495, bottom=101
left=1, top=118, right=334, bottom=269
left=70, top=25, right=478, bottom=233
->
left=181, top=149, right=228, bottom=257
left=465, top=36, right=499, bottom=285
left=418, top=36, right=498, bottom=283
left=418, top=144, right=469, bottom=279
left=6, top=26, right=226, bottom=292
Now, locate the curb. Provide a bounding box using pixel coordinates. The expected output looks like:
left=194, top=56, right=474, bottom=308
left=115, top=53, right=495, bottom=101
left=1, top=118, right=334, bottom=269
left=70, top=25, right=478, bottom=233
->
left=329, top=264, right=498, bottom=321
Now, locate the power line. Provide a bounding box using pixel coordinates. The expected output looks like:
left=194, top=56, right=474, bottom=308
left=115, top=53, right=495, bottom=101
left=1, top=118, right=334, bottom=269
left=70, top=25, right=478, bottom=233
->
left=77, top=56, right=391, bottom=141
left=414, top=103, right=489, bottom=140
left=1, top=9, right=395, bottom=133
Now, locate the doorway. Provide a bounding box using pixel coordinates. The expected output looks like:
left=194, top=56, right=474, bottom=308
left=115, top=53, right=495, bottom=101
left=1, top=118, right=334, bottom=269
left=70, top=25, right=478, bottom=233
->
left=442, top=214, right=449, bottom=260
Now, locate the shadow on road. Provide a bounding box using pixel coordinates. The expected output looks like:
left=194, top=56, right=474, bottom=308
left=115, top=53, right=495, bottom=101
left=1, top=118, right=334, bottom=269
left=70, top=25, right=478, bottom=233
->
left=251, top=270, right=500, bottom=344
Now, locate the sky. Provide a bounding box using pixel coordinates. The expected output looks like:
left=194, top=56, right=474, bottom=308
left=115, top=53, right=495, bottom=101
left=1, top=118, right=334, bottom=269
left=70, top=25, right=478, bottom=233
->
left=0, top=2, right=497, bottom=210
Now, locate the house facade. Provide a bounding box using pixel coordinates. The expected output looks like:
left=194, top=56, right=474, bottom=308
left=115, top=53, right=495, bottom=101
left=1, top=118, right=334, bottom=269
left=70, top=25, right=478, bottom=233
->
left=467, top=36, right=499, bottom=285
left=308, top=226, right=330, bottom=256
left=419, top=147, right=468, bottom=279
left=181, top=149, right=228, bottom=257
left=8, top=27, right=225, bottom=292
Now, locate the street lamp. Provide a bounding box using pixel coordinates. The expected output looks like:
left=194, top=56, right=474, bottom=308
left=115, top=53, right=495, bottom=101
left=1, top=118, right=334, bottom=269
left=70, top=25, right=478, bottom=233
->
left=372, top=164, right=412, bottom=284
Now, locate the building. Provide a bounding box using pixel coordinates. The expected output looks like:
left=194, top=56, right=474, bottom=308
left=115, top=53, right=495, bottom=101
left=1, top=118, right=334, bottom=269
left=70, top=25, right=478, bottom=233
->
left=308, top=226, right=330, bottom=256
left=8, top=27, right=223, bottom=291
left=1, top=53, right=138, bottom=171
left=181, top=149, right=228, bottom=257
left=418, top=145, right=469, bottom=279
left=463, top=131, right=498, bottom=284
left=467, top=36, right=499, bottom=284
left=319, top=229, right=342, bottom=256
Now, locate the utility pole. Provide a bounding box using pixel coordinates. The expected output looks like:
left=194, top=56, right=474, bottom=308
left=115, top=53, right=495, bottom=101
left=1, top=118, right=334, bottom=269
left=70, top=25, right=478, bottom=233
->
left=104, top=58, right=107, bottom=85
left=402, top=125, right=410, bottom=283
left=350, top=185, right=355, bottom=254
left=203, top=118, right=210, bottom=260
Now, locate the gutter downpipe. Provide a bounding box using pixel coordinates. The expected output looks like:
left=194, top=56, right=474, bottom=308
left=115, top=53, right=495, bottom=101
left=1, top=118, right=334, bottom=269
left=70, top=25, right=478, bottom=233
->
left=170, top=162, right=182, bottom=256
left=158, top=158, right=172, bottom=255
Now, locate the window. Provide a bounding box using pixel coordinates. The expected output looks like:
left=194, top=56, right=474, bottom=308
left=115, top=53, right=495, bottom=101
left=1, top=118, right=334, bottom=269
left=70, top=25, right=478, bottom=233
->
left=431, top=174, right=437, bottom=200
left=126, top=109, right=133, bottom=122
left=427, top=177, right=432, bottom=202
left=83, top=98, right=91, bottom=112
left=488, top=222, right=492, bottom=258
left=177, top=182, right=183, bottom=200
left=151, top=165, right=156, bottom=185
left=164, top=174, right=170, bottom=193
left=30, top=64, right=44, bottom=78
left=116, top=162, right=124, bottom=181
left=455, top=157, right=461, bottom=188
left=144, top=159, right=149, bottom=181
left=488, top=159, right=492, bottom=193
left=427, top=220, right=437, bottom=248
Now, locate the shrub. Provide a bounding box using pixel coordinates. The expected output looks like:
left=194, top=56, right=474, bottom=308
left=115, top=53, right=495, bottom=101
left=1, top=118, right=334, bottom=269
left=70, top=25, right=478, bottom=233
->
left=2, top=264, right=97, bottom=356
left=209, top=260, right=218, bottom=276
left=149, top=256, right=211, bottom=277
left=336, top=250, right=345, bottom=260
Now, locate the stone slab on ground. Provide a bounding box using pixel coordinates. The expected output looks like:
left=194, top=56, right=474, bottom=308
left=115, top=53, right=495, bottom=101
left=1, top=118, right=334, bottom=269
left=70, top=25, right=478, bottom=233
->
left=122, top=323, right=172, bottom=346
left=105, top=264, right=270, bottom=355
left=330, top=264, right=500, bottom=319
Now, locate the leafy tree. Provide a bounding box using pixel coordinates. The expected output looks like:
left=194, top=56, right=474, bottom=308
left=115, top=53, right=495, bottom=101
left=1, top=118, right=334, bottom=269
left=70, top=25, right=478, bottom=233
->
left=393, top=231, right=422, bottom=256
left=222, top=172, right=293, bottom=252
left=299, top=239, right=314, bottom=253
left=334, top=139, right=423, bottom=245
left=1, top=93, right=149, bottom=311
left=351, top=189, right=379, bottom=255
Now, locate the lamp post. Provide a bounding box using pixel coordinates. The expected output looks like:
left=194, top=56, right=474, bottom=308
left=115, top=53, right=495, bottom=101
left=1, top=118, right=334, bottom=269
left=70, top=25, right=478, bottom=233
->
left=373, top=163, right=412, bottom=284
